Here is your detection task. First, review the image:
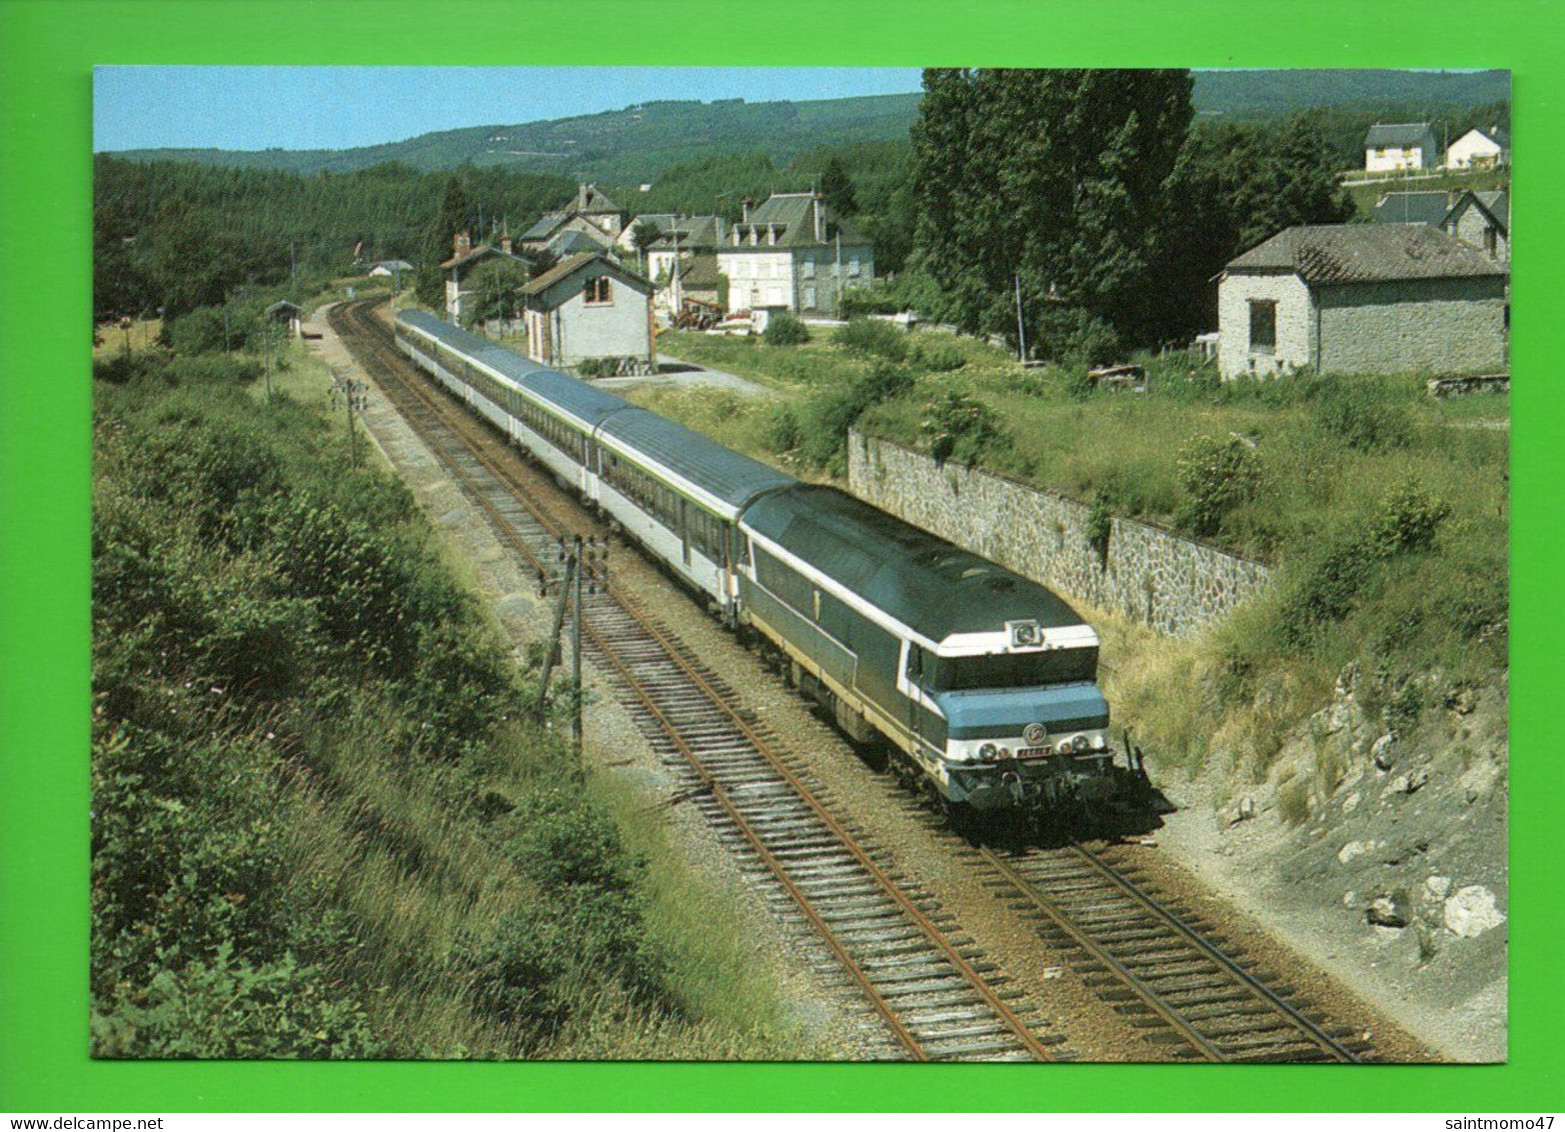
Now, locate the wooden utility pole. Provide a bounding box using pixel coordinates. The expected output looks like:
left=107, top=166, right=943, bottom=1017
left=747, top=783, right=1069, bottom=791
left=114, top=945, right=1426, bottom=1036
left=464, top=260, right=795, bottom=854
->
left=1014, top=274, right=1028, bottom=364
left=571, top=534, right=584, bottom=767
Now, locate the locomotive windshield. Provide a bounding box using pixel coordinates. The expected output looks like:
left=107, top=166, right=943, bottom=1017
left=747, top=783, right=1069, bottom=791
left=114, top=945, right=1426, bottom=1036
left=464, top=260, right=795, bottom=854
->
left=929, top=646, right=1098, bottom=691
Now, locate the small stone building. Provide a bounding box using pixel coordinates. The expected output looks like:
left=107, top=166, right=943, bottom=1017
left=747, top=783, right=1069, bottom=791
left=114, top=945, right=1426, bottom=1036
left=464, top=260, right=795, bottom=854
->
left=1218, top=224, right=1509, bottom=379
left=264, top=300, right=304, bottom=338
left=521, top=253, right=655, bottom=375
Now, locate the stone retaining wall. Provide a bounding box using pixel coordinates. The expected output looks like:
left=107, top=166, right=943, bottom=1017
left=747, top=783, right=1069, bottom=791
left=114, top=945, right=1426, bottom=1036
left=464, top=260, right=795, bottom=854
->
left=848, top=431, right=1274, bottom=637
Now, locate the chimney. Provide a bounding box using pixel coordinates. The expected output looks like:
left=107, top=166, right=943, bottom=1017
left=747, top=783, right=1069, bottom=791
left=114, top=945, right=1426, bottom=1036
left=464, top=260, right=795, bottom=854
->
left=741, top=196, right=753, bottom=222
left=454, top=230, right=472, bottom=256
left=501, top=235, right=513, bottom=254
left=813, top=197, right=824, bottom=242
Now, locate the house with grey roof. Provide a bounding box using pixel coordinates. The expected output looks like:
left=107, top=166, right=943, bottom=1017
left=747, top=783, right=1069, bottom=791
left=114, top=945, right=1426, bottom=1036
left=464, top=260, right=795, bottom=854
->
left=1364, top=122, right=1439, bottom=172
left=1217, top=224, right=1508, bottom=379
left=439, top=231, right=536, bottom=326
left=1373, top=188, right=1510, bottom=264
left=1447, top=126, right=1510, bottom=170
left=519, top=184, right=631, bottom=257
left=521, top=252, right=655, bottom=375
left=716, top=192, right=874, bottom=315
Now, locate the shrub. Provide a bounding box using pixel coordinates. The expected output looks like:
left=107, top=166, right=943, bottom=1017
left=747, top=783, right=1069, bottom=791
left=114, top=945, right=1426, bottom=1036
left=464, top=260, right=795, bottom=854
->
left=1309, top=378, right=1413, bottom=452
left=1367, top=477, right=1452, bottom=558
left=1175, top=434, right=1263, bottom=537
left=1033, top=307, right=1121, bottom=369
left=762, top=312, right=809, bottom=346
left=92, top=944, right=385, bottom=1059
left=835, top=316, right=907, bottom=362
left=923, top=390, right=1001, bottom=467
left=909, top=340, right=965, bottom=373
left=761, top=402, right=802, bottom=453
left=801, top=361, right=915, bottom=473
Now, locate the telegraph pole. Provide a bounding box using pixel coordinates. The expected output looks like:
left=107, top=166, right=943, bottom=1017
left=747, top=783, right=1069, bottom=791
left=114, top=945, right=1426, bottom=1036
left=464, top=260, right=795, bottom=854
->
left=262, top=320, right=274, bottom=401
left=331, top=374, right=369, bottom=466
left=1014, top=274, right=1028, bottom=364
left=571, top=534, right=584, bottom=767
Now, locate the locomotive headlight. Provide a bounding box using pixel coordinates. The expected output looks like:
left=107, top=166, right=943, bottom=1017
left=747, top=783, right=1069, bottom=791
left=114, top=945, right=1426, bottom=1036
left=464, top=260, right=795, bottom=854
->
left=977, top=743, right=998, bottom=762
left=1056, top=738, right=1073, bottom=756
left=1071, top=733, right=1091, bottom=754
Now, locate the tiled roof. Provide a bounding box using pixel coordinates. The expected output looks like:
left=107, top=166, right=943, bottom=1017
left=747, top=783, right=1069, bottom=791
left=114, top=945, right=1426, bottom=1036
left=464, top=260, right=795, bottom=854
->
left=727, top=193, right=870, bottom=250
left=439, top=244, right=532, bottom=271
left=1476, top=189, right=1510, bottom=227
left=649, top=214, right=724, bottom=252
left=1365, top=122, right=1434, bottom=147
left=1373, top=191, right=1454, bottom=228
left=521, top=252, right=653, bottom=300
left=1226, top=224, right=1508, bottom=284
left=520, top=213, right=567, bottom=242
left=547, top=229, right=613, bottom=256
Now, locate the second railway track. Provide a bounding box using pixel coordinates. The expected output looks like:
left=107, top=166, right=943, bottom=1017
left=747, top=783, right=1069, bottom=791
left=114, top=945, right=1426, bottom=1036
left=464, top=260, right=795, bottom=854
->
left=328, top=298, right=1379, bottom=1065
left=330, top=299, right=1065, bottom=1062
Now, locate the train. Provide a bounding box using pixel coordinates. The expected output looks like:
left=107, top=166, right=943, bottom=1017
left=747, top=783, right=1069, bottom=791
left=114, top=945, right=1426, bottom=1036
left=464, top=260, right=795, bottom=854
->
left=394, top=308, right=1142, bottom=823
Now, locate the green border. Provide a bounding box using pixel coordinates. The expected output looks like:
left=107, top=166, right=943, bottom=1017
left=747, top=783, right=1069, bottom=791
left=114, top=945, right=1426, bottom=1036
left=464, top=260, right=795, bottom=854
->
left=2, top=0, right=1559, bottom=1112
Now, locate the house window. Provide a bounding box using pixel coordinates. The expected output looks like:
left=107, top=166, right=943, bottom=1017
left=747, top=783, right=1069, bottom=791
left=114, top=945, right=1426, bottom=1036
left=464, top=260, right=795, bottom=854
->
left=585, top=277, right=613, bottom=305
left=1375, top=147, right=1386, bottom=158
left=1484, top=227, right=1498, bottom=256
left=804, top=286, right=816, bottom=309
left=802, top=259, right=815, bottom=278
left=1248, top=299, right=1277, bottom=355
left=848, top=257, right=861, bottom=277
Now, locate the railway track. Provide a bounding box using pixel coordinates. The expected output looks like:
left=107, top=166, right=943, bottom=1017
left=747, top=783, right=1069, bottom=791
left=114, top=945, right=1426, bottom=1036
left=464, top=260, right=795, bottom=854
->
left=328, top=300, right=1066, bottom=1062
left=967, top=838, right=1368, bottom=1062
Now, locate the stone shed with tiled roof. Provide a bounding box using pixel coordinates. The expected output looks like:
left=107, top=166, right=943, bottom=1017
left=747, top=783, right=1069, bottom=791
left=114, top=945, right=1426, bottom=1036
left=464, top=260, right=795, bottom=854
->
left=1218, top=224, right=1508, bottom=379
left=520, top=253, right=655, bottom=375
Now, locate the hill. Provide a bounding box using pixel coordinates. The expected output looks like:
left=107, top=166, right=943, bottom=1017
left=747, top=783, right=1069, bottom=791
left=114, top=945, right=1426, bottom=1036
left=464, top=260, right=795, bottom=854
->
left=109, top=70, right=1508, bottom=182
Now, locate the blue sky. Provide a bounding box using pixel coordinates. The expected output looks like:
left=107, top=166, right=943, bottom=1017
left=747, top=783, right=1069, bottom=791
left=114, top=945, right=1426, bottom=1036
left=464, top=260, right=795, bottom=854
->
left=93, top=66, right=927, bottom=152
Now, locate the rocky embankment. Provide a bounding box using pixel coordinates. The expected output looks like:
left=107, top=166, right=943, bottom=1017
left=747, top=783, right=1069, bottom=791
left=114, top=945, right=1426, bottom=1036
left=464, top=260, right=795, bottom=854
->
left=1154, top=665, right=1508, bottom=1062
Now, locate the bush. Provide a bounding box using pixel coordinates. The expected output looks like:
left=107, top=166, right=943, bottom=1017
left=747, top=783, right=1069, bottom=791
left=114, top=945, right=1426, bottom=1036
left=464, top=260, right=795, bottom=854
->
left=835, top=316, right=907, bottom=362
left=762, top=312, right=809, bottom=346
left=1175, top=434, right=1263, bottom=537
left=800, top=361, right=915, bottom=473
left=908, top=340, right=965, bottom=373
left=922, top=390, right=1001, bottom=467
left=1309, top=378, right=1413, bottom=452
left=1367, top=477, right=1452, bottom=558
left=1033, top=307, right=1121, bottom=369
left=761, top=403, right=802, bottom=453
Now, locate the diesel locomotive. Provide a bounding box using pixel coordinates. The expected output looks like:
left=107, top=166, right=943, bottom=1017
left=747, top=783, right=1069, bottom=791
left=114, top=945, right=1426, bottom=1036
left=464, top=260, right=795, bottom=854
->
left=395, top=308, right=1133, bottom=821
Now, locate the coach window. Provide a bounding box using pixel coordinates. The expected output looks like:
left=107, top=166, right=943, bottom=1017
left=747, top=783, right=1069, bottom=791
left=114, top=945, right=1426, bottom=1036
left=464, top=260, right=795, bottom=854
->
left=585, top=277, right=613, bottom=305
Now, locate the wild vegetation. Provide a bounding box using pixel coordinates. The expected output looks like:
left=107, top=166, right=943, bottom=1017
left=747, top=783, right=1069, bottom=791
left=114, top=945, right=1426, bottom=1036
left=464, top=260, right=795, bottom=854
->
left=90, top=338, right=814, bottom=1059
left=637, top=326, right=1508, bottom=787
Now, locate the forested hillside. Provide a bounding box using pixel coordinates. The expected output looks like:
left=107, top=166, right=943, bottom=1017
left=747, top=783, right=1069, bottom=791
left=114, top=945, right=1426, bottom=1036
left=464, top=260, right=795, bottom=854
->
left=108, top=70, right=1508, bottom=182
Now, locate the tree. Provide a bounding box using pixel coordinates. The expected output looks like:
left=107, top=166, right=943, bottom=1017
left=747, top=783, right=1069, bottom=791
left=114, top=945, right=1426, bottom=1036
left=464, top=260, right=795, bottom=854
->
left=460, top=257, right=531, bottom=329
left=819, top=155, right=858, bottom=217
left=910, top=68, right=1194, bottom=354
left=630, top=219, right=662, bottom=276
left=416, top=176, right=477, bottom=308
left=1151, top=116, right=1354, bottom=340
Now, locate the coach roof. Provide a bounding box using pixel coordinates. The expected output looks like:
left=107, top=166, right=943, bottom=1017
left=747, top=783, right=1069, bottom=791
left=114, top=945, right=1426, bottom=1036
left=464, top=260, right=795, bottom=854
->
left=742, top=484, right=1085, bottom=642
left=597, top=408, right=796, bottom=512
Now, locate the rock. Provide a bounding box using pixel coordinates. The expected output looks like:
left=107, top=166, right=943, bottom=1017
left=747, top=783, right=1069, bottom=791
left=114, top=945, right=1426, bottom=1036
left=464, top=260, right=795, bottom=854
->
left=1447, top=687, right=1477, bottom=715
left=1386, top=775, right=1409, bottom=797
left=1366, top=895, right=1408, bottom=929
left=1043, top=966, right=1064, bottom=980
left=1405, top=767, right=1430, bottom=795
left=1228, top=796, right=1256, bottom=825
left=1342, top=790, right=1362, bottom=815
left=1343, top=890, right=1357, bottom=907
left=1444, top=886, right=1506, bottom=938
left=1424, top=875, right=1451, bottom=902
left=1338, top=840, right=1369, bottom=864
left=1371, top=732, right=1399, bottom=771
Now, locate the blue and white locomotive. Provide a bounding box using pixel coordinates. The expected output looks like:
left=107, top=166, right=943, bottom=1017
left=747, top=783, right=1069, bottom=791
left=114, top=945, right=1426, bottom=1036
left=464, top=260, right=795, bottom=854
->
left=395, top=309, right=1126, bottom=820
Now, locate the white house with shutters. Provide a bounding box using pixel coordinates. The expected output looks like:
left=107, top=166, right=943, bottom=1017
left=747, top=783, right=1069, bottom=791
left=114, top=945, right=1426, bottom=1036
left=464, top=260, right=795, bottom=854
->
left=715, top=191, right=874, bottom=316
left=1364, top=122, right=1439, bottom=172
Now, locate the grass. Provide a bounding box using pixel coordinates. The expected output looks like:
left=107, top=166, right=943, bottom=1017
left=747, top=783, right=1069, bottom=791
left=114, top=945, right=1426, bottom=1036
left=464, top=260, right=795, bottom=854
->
left=649, top=326, right=1507, bottom=787
left=1343, top=166, right=1508, bottom=218
left=91, top=347, right=817, bottom=1060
